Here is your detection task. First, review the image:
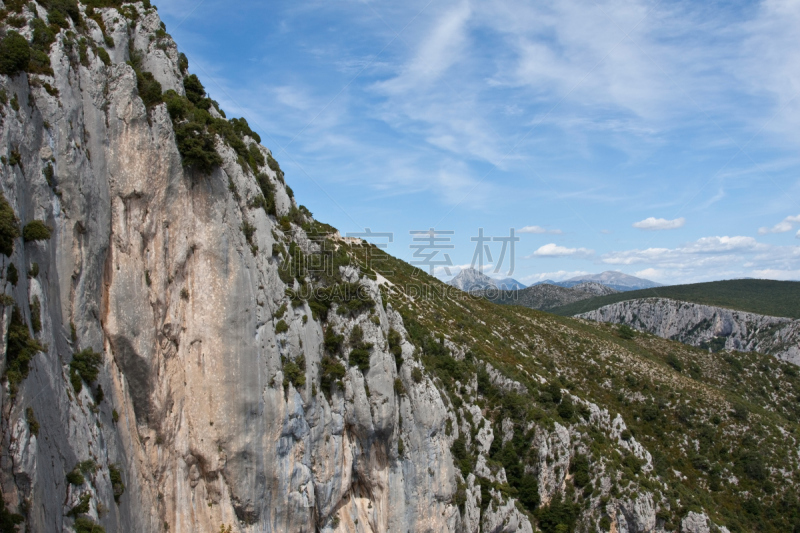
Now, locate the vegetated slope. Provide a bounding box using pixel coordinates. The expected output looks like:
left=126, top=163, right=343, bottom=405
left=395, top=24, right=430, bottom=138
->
left=371, top=247, right=800, bottom=533
left=482, top=282, right=618, bottom=312
left=578, top=298, right=800, bottom=365
left=549, top=279, right=800, bottom=319
left=0, top=3, right=799, bottom=533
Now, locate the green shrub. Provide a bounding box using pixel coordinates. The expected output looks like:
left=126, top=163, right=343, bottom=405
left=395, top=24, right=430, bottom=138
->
left=0, top=32, right=31, bottom=76
left=570, top=455, right=590, bottom=487
left=394, top=378, right=405, bottom=395
left=108, top=464, right=125, bottom=503
left=27, top=263, right=39, bottom=278
left=22, top=220, right=51, bottom=242
left=254, top=173, right=276, bottom=216
left=388, top=328, right=403, bottom=368
left=320, top=356, right=346, bottom=392
left=230, top=117, right=261, bottom=143
left=26, top=407, right=39, bottom=437
left=135, top=69, right=163, bottom=107
left=275, top=320, right=289, bottom=334
left=617, top=324, right=636, bottom=340
left=69, top=348, right=102, bottom=394
left=557, top=398, right=575, bottom=421
left=6, top=263, right=18, bottom=286
left=178, top=52, right=189, bottom=75
left=0, top=192, right=20, bottom=257
left=30, top=296, right=41, bottom=334
left=348, top=326, right=372, bottom=372
left=67, top=493, right=90, bottom=517
left=283, top=355, right=306, bottom=389
left=5, top=306, right=43, bottom=397
left=536, top=493, right=579, bottom=533
left=324, top=327, right=343, bottom=354
left=411, top=367, right=423, bottom=383
left=666, top=354, right=683, bottom=373
left=66, top=468, right=85, bottom=486
left=97, top=47, right=111, bottom=66
left=183, top=74, right=207, bottom=105
left=73, top=517, right=105, bottom=533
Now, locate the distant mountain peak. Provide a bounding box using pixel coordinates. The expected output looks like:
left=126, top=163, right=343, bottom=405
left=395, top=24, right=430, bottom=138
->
left=559, top=271, right=662, bottom=292
left=447, top=268, right=526, bottom=292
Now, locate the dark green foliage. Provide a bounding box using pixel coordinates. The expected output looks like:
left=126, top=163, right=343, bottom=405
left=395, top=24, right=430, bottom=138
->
left=178, top=52, right=189, bottom=75
left=40, top=0, right=80, bottom=24
left=666, top=353, right=683, bottom=372
left=25, top=407, right=39, bottom=437
left=617, top=324, right=636, bottom=340
left=737, top=450, right=766, bottom=481
left=348, top=325, right=372, bottom=372
left=254, top=173, right=276, bottom=216
left=109, top=464, right=124, bottom=503
left=27, top=263, right=38, bottom=278
left=22, top=220, right=51, bottom=242
left=557, top=397, right=574, bottom=420
left=95, top=384, right=104, bottom=403
left=0, top=32, right=31, bottom=76
left=28, top=18, right=55, bottom=75
left=0, top=492, right=23, bottom=533
left=73, top=517, right=105, bottom=533
left=230, top=117, right=261, bottom=144
left=320, top=356, right=346, bottom=393
left=731, top=402, right=749, bottom=421
left=69, top=348, right=102, bottom=394
left=0, top=193, right=19, bottom=257
left=283, top=355, right=306, bottom=389
left=174, top=119, right=222, bottom=173
left=451, top=437, right=474, bottom=477
left=536, top=493, right=579, bottom=533
left=570, top=455, right=590, bottom=487
left=6, top=264, right=18, bottom=286
left=30, top=296, right=41, bottom=334
left=275, top=320, right=289, bottom=334
left=136, top=71, right=163, bottom=107
left=97, top=47, right=111, bottom=66
left=393, top=377, right=405, bottom=395
left=267, top=153, right=284, bottom=182
left=324, top=327, right=343, bottom=354
left=66, top=468, right=85, bottom=486
left=67, top=493, right=90, bottom=517
left=5, top=306, right=42, bottom=397
left=388, top=328, right=403, bottom=368
left=183, top=74, right=206, bottom=106
left=411, top=367, right=423, bottom=383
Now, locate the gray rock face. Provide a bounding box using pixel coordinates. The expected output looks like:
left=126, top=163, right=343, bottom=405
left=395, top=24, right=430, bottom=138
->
left=579, top=298, right=800, bottom=365
left=0, top=3, right=458, bottom=532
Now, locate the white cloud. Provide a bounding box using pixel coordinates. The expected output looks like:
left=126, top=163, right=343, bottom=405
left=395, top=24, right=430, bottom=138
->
left=751, top=269, right=800, bottom=281
left=598, top=235, right=800, bottom=283
left=634, top=268, right=665, bottom=281
left=518, top=225, right=563, bottom=234
left=797, top=229, right=800, bottom=239
left=759, top=214, right=800, bottom=234
left=632, top=217, right=686, bottom=230
left=527, top=243, right=594, bottom=258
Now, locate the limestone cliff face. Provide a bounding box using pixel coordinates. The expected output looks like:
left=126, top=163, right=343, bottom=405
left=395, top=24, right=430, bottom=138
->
left=0, top=4, right=460, bottom=532
left=579, top=298, right=800, bottom=365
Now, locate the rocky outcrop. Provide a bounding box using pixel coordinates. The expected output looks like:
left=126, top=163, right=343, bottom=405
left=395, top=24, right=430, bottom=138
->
left=0, top=3, right=459, bottom=532
left=579, top=298, right=800, bottom=365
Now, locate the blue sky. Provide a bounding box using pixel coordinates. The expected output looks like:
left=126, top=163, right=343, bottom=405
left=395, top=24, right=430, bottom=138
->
left=156, top=0, right=800, bottom=285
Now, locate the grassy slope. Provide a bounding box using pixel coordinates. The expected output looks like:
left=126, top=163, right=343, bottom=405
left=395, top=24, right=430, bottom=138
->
left=547, top=279, right=800, bottom=319
left=325, top=240, right=800, bottom=532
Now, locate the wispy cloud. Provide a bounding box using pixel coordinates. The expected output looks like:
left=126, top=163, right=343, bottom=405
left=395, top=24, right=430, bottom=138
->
left=518, top=225, right=563, bottom=234
left=632, top=217, right=686, bottom=231
left=759, top=214, right=800, bottom=234
left=527, top=243, right=594, bottom=258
